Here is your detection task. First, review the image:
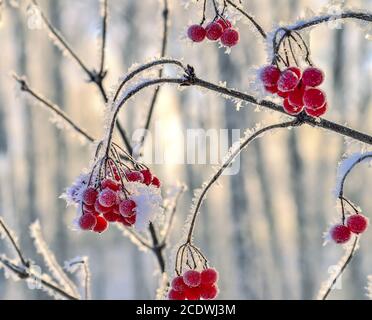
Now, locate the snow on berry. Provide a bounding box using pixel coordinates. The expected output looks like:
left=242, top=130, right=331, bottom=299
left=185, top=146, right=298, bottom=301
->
left=183, top=270, right=201, bottom=287
left=287, top=66, right=302, bottom=79
left=187, top=24, right=206, bottom=42
left=302, top=67, right=324, bottom=87
left=93, top=216, right=108, bottom=233
left=140, top=169, right=153, bottom=185
left=78, top=214, right=97, bottom=231
left=206, top=22, right=223, bottom=41
left=277, top=69, right=300, bottom=92
left=151, top=176, right=161, bottom=188
left=171, top=276, right=188, bottom=292
left=94, top=198, right=112, bottom=214
left=265, top=85, right=278, bottom=94
left=330, top=224, right=352, bottom=244
left=61, top=173, right=90, bottom=206
left=82, top=187, right=98, bottom=205
left=120, top=214, right=136, bottom=227
left=201, top=268, right=218, bottom=285
left=303, top=88, right=326, bottom=109
left=101, top=178, right=120, bottom=191
left=98, top=188, right=118, bottom=208
left=221, top=28, right=239, bottom=47
left=119, top=199, right=136, bottom=217
left=346, top=214, right=369, bottom=234
left=103, top=211, right=119, bottom=222
left=288, top=85, right=304, bottom=107
left=260, top=65, right=281, bottom=87
left=283, top=98, right=303, bottom=115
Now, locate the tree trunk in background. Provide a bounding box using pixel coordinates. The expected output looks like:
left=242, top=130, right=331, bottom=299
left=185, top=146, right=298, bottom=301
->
left=48, top=0, right=68, bottom=265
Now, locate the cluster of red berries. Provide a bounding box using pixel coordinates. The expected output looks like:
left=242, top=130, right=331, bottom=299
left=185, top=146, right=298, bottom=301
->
left=187, top=18, right=239, bottom=47
left=330, top=213, right=369, bottom=244
left=259, top=65, right=328, bottom=117
left=168, top=268, right=219, bottom=300
left=78, top=168, right=161, bottom=233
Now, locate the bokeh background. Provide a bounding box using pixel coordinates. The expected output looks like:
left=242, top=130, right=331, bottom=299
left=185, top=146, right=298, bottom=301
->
left=0, top=0, right=371, bottom=299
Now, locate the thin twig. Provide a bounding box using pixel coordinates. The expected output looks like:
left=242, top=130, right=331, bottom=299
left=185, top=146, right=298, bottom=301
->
left=98, top=0, right=108, bottom=77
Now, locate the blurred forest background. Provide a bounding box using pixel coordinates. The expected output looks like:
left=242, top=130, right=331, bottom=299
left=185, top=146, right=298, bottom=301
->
left=0, top=0, right=371, bottom=299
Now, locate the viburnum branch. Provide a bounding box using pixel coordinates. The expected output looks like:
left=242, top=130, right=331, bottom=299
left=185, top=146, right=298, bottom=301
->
left=0, top=255, right=79, bottom=300
left=0, top=217, right=28, bottom=266
left=66, top=258, right=91, bottom=300
left=225, top=0, right=267, bottom=39
left=13, top=74, right=95, bottom=143
left=319, top=236, right=359, bottom=300
left=185, top=119, right=302, bottom=243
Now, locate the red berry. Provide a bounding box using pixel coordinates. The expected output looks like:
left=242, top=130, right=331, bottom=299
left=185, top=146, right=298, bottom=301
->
left=206, top=22, right=223, bottom=41
left=119, top=199, right=136, bottom=217
left=140, top=169, right=153, bottom=185
left=94, top=199, right=112, bottom=214
left=265, top=85, right=278, bottom=94
left=221, top=28, right=239, bottom=47
left=277, top=70, right=300, bottom=92
left=288, top=85, right=304, bottom=107
left=103, top=211, right=119, bottom=222
left=78, top=214, right=97, bottom=230
left=303, top=88, right=326, bottom=109
left=187, top=24, right=206, bottom=42
left=201, top=268, right=218, bottom=285
left=346, top=214, right=368, bottom=234
left=260, top=65, right=281, bottom=87
left=283, top=98, right=303, bottom=115
left=183, top=270, right=201, bottom=287
left=126, top=171, right=144, bottom=183
left=151, top=176, right=161, bottom=188
left=123, top=214, right=136, bottom=226
left=305, top=103, right=327, bottom=117
left=216, top=18, right=232, bottom=30
left=93, top=216, right=108, bottom=233
left=287, top=66, right=302, bottom=79
left=168, top=289, right=186, bottom=300
left=330, top=224, right=351, bottom=244
left=171, top=276, right=187, bottom=292
left=98, top=189, right=117, bottom=207
left=83, top=203, right=96, bottom=214
left=101, top=179, right=120, bottom=191
left=82, top=187, right=98, bottom=206
left=302, top=67, right=324, bottom=87
left=184, top=286, right=201, bottom=300
left=277, top=90, right=289, bottom=98
left=200, top=284, right=218, bottom=300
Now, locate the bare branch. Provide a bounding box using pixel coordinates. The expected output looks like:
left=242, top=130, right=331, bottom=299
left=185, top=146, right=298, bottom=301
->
left=98, top=0, right=108, bottom=77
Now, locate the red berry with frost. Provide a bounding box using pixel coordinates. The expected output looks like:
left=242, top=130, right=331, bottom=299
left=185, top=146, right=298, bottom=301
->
left=221, top=28, right=239, bottom=47
left=330, top=224, right=351, bottom=244
left=283, top=98, right=303, bottom=115
left=98, top=189, right=117, bottom=208
left=171, top=276, right=187, bottom=292
left=183, top=270, right=201, bottom=287
left=277, top=90, right=289, bottom=98
left=79, top=213, right=97, bottom=230
left=151, top=176, right=161, bottom=188
left=187, top=25, right=206, bottom=42
left=288, top=85, right=304, bottom=107
left=126, top=171, right=144, bottom=183
left=277, top=70, right=300, bottom=92
left=94, top=199, right=112, bottom=214
left=83, top=203, right=96, bottom=214
left=103, top=211, right=119, bottom=222
left=346, top=214, right=368, bottom=234
left=119, top=199, right=136, bottom=217
left=93, top=216, right=108, bottom=233
left=123, top=214, right=136, bottom=226
left=265, top=85, right=278, bottom=94
left=168, top=289, right=186, bottom=300
left=303, top=88, right=326, bottom=109
left=140, top=169, right=153, bottom=185
left=216, top=18, right=231, bottom=30
left=302, top=67, right=324, bottom=87
left=287, top=66, right=302, bottom=79
left=185, top=286, right=201, bottom=300
left=200, top=284, right=218, bottom=300
left=82, top=187, right=98, bottom=206
left=206, top=22, right=223, bottom=41
left=201, top=268, right=218, bottom=285
left=260, top=65, right=281, bottom=87
left=305, top=103, right=327, bottom=117
left=101, top=179, right=120, bottom=191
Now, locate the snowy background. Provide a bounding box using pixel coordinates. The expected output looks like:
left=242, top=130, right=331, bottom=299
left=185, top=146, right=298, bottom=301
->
left=0, top=0, right=372, bottom=299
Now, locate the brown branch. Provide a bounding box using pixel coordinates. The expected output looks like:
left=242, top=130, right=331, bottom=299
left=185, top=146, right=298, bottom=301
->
left=98, top=0, right=108, bottom=77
